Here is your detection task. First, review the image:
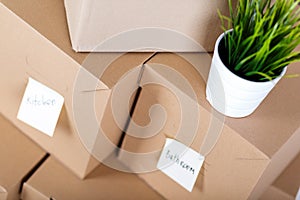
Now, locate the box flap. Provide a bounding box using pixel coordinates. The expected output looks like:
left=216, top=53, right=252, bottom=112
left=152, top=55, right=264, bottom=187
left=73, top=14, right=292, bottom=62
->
left=22, top=157, right=164, bottom=200
left=63, top=0, right=84, bottom=52
left=0, top=114, right=46, bottom=200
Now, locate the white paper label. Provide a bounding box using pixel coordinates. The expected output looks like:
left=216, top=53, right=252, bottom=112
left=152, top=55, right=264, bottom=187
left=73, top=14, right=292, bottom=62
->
left=296, top=187, right=300, bottom=200
left=17, top=78, right=64, bottom=137
left=157, top=138, right=205, bottom=192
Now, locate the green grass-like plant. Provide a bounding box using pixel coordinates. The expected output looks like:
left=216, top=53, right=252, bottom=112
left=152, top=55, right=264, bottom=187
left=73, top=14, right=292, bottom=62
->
left=219, top=0, right=300, bottom=81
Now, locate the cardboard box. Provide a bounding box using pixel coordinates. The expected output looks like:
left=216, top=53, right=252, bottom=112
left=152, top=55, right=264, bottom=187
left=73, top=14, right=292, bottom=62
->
left=0, top=2, right=102, bottom=179
left=0, top=114, right=46, bottom=200
left=260, top=153, right=300, bottom=200
left=0, top=0, right=154, bottom=64
left=0, top=0, right=88, bottom=64
left=21, top=156, right=164, bottom=200
left=63, top=0, right=233, bottom=52
left=259, top=186, right=294, bottom=200
left=0, top=2, right=154, bottom=178
left=1, top=0, right=298, bottom=198
left=118, top=53, right=300, bottom=199
left=272, top=152, right=300, bottom=198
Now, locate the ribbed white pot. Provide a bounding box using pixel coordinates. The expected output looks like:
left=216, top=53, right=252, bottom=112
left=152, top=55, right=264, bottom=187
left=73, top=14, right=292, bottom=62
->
left=206, top=32, right=287, bottom=118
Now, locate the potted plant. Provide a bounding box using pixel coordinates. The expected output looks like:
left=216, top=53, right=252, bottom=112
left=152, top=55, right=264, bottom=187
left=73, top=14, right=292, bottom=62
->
left=206, top=0, right=300, bottom=118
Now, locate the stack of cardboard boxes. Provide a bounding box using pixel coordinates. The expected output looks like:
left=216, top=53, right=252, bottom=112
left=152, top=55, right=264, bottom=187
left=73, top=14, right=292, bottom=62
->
left=0, top=0, right=158, bottom=199
left=0, top=115, right=46, bottom=200
left=118, top=53, right=300, bottom=200
left=0, top=0, right=299, bottom=199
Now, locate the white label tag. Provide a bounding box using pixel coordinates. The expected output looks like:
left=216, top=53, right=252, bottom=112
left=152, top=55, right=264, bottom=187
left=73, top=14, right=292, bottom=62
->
left=296, top=187, right=300, bottom=200
left=157, top=138, right=205, bottom=192
left=17, top=78, right=64, bottom=137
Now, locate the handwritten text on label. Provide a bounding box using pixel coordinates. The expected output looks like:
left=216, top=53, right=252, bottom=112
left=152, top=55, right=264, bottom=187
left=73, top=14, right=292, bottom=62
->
left=27, top=95, right=56, bottom=106
left=157, top=139, right=205, bottom=192
left=17, top=77, right=64, bottom=137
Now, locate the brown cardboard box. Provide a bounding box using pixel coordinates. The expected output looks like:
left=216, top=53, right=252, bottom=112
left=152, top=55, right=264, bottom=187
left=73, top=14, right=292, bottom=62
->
left=21, top=156, right=164, bottom=200
left=0, top=2, right=103, bottom=179
left=0, top=114, right=46, bottom=200
left=272, top=152, right=300, bottom=198
left=0, top=1, right=153, bottom=178
left=0, top=0, right=88, bottom=65
left=259, top=186, right=294, bottom=200
left=1, top=0, right=298, bottom=198
left=260, top=153, right=300, bottom=200
left=64, top=0, right=233, bottom=52
left=118, top=53, right=300, bottom=199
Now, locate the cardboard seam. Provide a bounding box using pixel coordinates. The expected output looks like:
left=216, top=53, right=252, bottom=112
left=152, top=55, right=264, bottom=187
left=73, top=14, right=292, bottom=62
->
left=117, top=53, right=158, bottom=153
left=140, top=64, right=213, bottom=154
left=265, top=185, right=295, bottom=200
left=249, top=127, right=300, bottom=199
left=270, top=186, right=295, bottom=199
left=213, top=125, right=271, bottom=199
left=19, top=153, right=50, bottom=194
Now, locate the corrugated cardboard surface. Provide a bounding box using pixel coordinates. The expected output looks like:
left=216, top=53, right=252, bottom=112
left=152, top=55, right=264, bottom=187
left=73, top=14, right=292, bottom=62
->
left=118, top=53, right=300, bottom=199
left=21, top=157, right=164, bottom=200
left=64, top=0, right=233, bottom=52
left=0, top=115, right=46, bottom=200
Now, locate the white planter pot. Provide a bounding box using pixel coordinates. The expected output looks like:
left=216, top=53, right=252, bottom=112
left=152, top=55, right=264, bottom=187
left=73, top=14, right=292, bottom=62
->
left=206, top=32, right=287, bottom=118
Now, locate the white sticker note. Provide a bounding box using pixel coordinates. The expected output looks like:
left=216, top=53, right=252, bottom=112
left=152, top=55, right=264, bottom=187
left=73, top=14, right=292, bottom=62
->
left=17, top=77, right=64, bottom=137
left=296, top=187, right=300, bottom=200
left=157, top=138, right=205, bottom=192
